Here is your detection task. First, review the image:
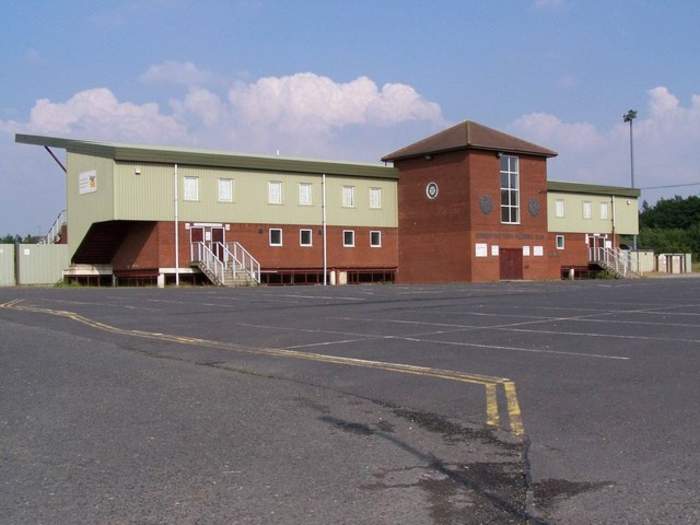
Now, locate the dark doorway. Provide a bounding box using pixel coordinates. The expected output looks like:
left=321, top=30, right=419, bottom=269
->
left=499, top=248, right=523, bottom=280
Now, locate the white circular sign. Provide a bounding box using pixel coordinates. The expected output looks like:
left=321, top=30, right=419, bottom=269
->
left=426, top=181, right=439, bottom=200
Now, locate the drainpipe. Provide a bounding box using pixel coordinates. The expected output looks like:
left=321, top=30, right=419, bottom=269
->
left=322, top=173, right=328, bottom=286
left=174, top=164, right=180, bottom=287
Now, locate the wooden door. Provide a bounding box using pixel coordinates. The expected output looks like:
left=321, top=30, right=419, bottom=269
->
left=211, top=228, right=225, bottom=261
left=191, top=227, right=204, bottom=244
left=499, top=248, right=523, bottom=280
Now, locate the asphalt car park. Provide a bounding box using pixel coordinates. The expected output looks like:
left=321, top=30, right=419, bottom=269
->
left=2, top=279, right=700, bottom=524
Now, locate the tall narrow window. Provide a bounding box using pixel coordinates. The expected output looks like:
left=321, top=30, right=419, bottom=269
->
left=268, top=181, right=283, bottom=205
left=218, top=178, right=234, bottom=202
left=369, top=188, right=382, bottom=209
left=555, top=199, right=565, bottom=218
left=499, top=155, right=519, bottom=224
left=600, top=202, right=609, bottom=220
left=298, top=183, right=312, bottom=206
left=556, top=235, right=565, bottom=250
left=583, top=201, right=592, bottom=219
left=342, top=186, right=355, bottom=208
left=370, top=230, right=382, bottom=247
left=184, top=176, right=199, bottom=201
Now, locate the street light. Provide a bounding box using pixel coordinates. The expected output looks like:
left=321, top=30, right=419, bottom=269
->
left=623, top=109, right=638, bottom=252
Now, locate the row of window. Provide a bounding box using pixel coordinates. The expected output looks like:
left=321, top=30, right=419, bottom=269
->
left=554, top=199, right=609, bottom=220
left=182, top=176, right=383, bottom=209
left=268, top=228, right=382, bottom=248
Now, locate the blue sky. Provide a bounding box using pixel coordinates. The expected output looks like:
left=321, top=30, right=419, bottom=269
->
left=2, top=0, right=700, bottom=234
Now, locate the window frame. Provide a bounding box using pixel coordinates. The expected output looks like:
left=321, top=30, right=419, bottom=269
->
left=555, top=234, right=565, bottom=250
left=499, top=154, right=520, bottom=224
left=600, top=202, right=609, bottom=220
left=183, top=176, right=199, bottom=202
left=369, top=187, right=382, bottom=209
left=370, top=230, right=382, bottom=248
left=555, top=199, right=565, bottom=218
left=582, top=201, right=593, bottom=220
left=298, top=182, right=313, bottom=206
left=268, top=181, right=283, bottom=205
left=269, top=228, right=283, bottom=247
left=217, top=178, right=234, bottom=203
left=299, top=228, right=313, bottom=247
left=341, top=186, right=356, bottom=208
left=342, top=229, right=355, bottom=247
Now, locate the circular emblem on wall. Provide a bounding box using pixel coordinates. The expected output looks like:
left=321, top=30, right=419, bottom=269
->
left=479, top=195, right=493, bottom=215
left=426, top=181, right=439, bottom=200
left=528, top=198, right=541, bottom=217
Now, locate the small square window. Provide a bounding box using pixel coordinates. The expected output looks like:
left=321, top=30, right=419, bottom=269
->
left=298, top=183, right=312, bottom=206
left=184, top=176, right=199, bottom=201
left=556, top=235, right=565, bottom=250
left=268, top=181, right=283, bottom=205
left=299, top=229, right=312, bottom=247
left=218, top=178, right=234, bottom=202
left=343, top=230, right=355, bottom=247
left=269, top=228, right=283, bottom=246
left=369, top=188, right=382, bottom=209
left=370, top=230, right=381, bottom=247
left=342, top=186, right=355, bottom=208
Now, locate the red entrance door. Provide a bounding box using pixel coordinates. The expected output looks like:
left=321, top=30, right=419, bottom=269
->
left=499, top=249, right=523, bottom=280
left=211, top=228, right=225, bottom=261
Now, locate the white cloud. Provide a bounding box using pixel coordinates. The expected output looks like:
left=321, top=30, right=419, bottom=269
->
left=140, top=60, right=213, bottom=87
left=510, top=86, right=700, bottom=193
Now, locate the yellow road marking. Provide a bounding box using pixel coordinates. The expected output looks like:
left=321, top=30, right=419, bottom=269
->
left=504, top=382, right=524, bottom=436
left=0, top=300, right=526, bottom=437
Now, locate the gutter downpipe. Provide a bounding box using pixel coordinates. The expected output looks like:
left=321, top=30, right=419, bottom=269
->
left=322, top=173, right=328, bottom=286
left=174, top=164, right=180, bottom=287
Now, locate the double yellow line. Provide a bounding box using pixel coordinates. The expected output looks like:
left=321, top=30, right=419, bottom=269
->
left=0, top=299, right=524, bottom=436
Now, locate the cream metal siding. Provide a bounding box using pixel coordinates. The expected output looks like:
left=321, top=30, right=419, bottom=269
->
left=66, top=152, right=116, bottom=259
left=16, top=244, right=70, bottom=285
left=0, top=244, right=15, bottom=286
left=547, top=192, right=638, bottom=235
left=113, top=162, right=398, bottom=227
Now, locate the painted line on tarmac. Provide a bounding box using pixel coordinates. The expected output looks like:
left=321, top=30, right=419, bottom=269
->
left=0, top=300, right=525, bottom=437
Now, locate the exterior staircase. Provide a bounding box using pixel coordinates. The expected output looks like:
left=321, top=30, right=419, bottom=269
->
left=40, top=209, right=67, bottom=244
left=191, top=241, right=261, bottom=287
left=589, top=247, right=641, bottom=279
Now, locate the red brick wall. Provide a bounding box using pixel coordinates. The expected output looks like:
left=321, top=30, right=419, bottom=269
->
left=466, top=151, right=558, bottom=282
left=114, top=221, right=397, bottom=272
left=395, top=151, right=471, bottom=282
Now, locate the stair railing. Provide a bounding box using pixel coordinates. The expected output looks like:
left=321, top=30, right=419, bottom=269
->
left=40, top=209, right=67, bottom=244
left=589, top=246, right=639, bottom=278
left=191, top=241, right=225, bottom=285
left=226, top=242, right=261, bottom=283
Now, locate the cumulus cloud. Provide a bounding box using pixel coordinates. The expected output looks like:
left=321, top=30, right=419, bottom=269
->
left=140, top=60, right=213, bottom=87
left=510, top=86, right=700, bottom=194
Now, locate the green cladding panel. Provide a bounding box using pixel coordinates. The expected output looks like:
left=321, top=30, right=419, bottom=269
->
left=16, top=244, right=70, bottom=285
left=547, top=191, right=639, bottom=235
left=0, top=244, right=15, bottom=286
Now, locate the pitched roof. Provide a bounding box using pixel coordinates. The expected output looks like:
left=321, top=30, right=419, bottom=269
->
left=15, top=134, right=398, bottom=180
left=381, top=120, right=557, bottom=161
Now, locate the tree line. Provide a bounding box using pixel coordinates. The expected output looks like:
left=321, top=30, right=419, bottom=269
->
left=1, top=234, right=43, bottom=244
left=636, top=195, right=700, bottom=256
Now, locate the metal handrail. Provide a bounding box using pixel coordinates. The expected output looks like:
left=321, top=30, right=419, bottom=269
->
left=191, top=241, right=225, bottom=284
left=589, top=246, right=639, bottom=278
left=226, top=242, right=261, bottom=283
left=40, top=209, right=67, bottom=244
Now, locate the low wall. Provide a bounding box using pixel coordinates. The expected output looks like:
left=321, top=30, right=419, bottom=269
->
left=0, top=244, right=70, bottom=286
left=0, top=244, right=15, bottom=286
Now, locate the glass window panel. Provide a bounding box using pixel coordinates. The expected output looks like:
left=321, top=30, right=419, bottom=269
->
left=510, top=173, right=518, bottom=188
left=511, top=208, right=519, bottom=223
left=269, top=229, right=282, bottom=246
left=501, top=207, right=510, bottom=222
left=300, top=229, right=312, bottom=246
left=501, top=190, right=510, bottom=206
left=500, top=173, right=509, bottom=188
left=509, top=156, right=519, bottom=172
left=370, top=231, right=381, bottom=247
left=500, top=156, right=509, bottom=171
left=343, top=230, right=355, bottom=246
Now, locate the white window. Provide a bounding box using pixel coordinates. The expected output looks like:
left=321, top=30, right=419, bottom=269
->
left=268, top=181, right=283, bottom=205
left=555, top=199, right=565, bottom=218
left=370, top=230, right=381, bottom=247
left=500, top=155, right=519, bottom=224
left=343, top=230, right=355, bottom=247
left=583, top=201, right=592, bottom=219
left=183, top=176, right=199, bottom=201
left=269, top=228, right=283, bottom=246
left=369, top=188, right=382, bottom=209
left=218, top=178, right=234, bottom=202
left=342, top=186, right=356, bottom=208
left=600, top=202, right=609, bottom=220
left=556, top=235, right=565, bottom=250
left=299, top=229, right=312, bottom=247
left=298, top=183, right=312, bottom=206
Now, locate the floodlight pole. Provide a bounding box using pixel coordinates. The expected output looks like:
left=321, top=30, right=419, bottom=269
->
left=623, top=109, right=638, bottom=252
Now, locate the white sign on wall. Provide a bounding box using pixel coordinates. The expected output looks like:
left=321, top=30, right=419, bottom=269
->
left=475, top=243, right=488, bottom=257
left=522, top=245, right=531, bottom=256
left=79, top=170, right=97, bottom=194
left=533, top=246, right=544, bottom=256
left=491, top=245, right=499, bottom=256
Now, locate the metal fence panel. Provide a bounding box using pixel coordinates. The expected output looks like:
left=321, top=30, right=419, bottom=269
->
left=17, top=244, right=70, bottom=285
left=0, top=244, right=15, bottom=286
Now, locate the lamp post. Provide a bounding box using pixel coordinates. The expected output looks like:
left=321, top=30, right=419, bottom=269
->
left=623, top=109, right=638, bottom=252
